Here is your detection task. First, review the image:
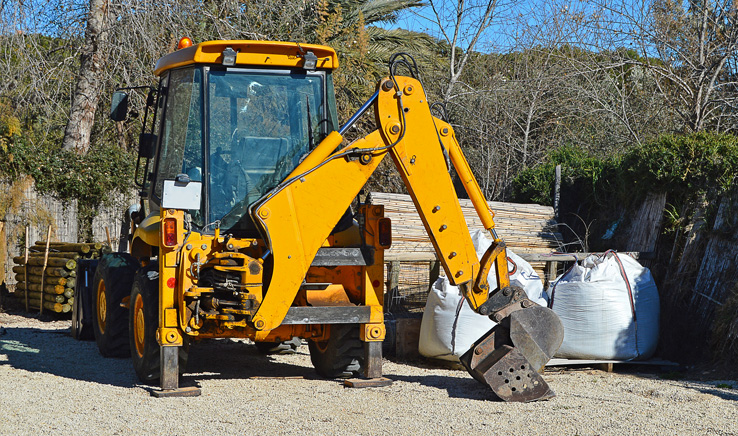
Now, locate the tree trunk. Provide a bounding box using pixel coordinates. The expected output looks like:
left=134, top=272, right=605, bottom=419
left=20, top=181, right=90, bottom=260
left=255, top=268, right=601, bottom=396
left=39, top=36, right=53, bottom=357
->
left=61, top=0, right=110, bottom=155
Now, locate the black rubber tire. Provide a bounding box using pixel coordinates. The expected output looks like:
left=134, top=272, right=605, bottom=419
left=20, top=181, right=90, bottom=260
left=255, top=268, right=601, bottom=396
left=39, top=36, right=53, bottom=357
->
left=308, top=324, right=364, bottom=378
left=129, top=262, right=189, bottom=384
left=71, top=289, right=93, bottom=340
left=255, top=337, right=302, bottom=355
left=92, top=253, right=139, bottom=357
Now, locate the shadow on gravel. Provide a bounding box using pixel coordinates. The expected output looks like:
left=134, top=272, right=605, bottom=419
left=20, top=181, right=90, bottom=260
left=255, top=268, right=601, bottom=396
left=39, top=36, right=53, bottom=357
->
left=386, top=373, right=497, bottom=401
left=182, top=339, right=317, bottom=382
left=0, top=325, right=318, bottom=389
left=0, top=326, right=138, bottom=387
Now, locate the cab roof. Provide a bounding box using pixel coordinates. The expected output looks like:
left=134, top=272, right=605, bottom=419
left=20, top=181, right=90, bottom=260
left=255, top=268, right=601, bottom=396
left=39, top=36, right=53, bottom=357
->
left=154, top=40, right=339, bottom=76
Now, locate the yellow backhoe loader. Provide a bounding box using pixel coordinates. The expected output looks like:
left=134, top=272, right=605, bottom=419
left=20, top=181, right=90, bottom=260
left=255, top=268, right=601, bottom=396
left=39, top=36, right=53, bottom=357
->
left=81, top=38, right=563, bottom=401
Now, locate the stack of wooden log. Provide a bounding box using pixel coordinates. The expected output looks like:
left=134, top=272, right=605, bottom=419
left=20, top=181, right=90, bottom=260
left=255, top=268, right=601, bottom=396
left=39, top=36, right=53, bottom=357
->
left=12, top=242, right=107, bottom=314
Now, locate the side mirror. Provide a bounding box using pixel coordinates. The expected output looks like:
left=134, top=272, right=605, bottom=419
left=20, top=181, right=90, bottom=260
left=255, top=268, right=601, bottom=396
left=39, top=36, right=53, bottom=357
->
left=139, top=133, right=156, bottom=159
left=110, top=91, right=129, bottom=121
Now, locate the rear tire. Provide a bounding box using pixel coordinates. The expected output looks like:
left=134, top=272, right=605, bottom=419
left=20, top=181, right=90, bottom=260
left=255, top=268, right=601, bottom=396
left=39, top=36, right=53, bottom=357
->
left=308, top=324, right=364, bottom=378
left=255, top=337, right=302, bottom=355
left=130, top=262, right=188, bottom=384
left=92, top=253, right=138, bottom=357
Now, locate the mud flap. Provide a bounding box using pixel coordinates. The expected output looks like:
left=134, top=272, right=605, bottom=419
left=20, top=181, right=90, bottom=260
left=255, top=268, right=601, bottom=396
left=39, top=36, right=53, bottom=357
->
left=460, top=305, right=563, bottom=402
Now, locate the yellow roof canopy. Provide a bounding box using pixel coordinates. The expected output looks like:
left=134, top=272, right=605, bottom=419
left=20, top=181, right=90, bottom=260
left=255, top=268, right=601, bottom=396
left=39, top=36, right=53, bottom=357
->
left=154, top=40, right=338, bottom=76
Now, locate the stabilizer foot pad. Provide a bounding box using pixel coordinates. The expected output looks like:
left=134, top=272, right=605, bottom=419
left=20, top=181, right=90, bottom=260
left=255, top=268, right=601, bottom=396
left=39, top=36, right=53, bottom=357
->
left=151, top=386, right=202, bottom=398
left=343, top=377, right=393, bottom=388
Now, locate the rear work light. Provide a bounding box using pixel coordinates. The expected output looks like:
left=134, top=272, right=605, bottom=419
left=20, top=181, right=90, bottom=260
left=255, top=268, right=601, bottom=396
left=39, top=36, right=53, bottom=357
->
left=378, top=218, right=392, bottom=248
left=163, top=218, right=178, bottom=247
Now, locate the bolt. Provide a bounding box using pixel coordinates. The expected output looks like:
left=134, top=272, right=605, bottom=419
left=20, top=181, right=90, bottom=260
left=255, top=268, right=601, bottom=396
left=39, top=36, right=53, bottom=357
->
left=449, top=252, right=457, bottom=258
left=493, top=313, right=503, bottom=322
left=456, top=270, right=463, bottom=277
left=479, top=306, right=489, bottom=316
left=521, top=299, right=533, bottom=308
left=168, top=209, right=175, bottom=215
left=185, top=326, right=192, bottom=333
left=382, top=80, right=394, bottom=92
left=441, top=127, right=449, bottom=136
left=432, top=205, right=440, bottom=212
left=475, top=347, right=483, bottom=355
left=227, top=243, right=234, bottom=250
left=389, top=124, right=400, bottom=135
left=300, top=177, right=306, bottom=182
left=200, top=244, right=207, bottom=250
left=440, top=224, right=447, bottom=231
left=404, top=85, right=414, bottom=95
left=255, top=319, right=265, bottom=329
left=186, top=244, right=192, bottom=250
left=503, top=288, right=511, bottom=296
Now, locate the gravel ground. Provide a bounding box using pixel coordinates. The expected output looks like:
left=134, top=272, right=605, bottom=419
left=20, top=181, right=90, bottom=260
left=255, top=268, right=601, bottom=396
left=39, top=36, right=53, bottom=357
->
left=1, top=311, right=737, bottom=436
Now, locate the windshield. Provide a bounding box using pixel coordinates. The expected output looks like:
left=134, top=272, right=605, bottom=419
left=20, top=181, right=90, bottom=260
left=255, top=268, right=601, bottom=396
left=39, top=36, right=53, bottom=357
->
left=208, top=69, right=327, bottom=232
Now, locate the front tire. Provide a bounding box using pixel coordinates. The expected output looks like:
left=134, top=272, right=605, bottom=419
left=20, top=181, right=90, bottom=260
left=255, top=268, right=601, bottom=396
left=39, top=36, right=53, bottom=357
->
left=308, top=324, right=364, bottom=378
left=130, top=263, right=188, bottom=384
left=92, top=253, right=139, bottom=357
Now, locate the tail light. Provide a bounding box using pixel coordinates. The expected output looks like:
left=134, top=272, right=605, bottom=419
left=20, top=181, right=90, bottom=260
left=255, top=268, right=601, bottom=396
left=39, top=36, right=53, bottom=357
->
left=163, top=218, right=178, bottom=247
left=378, top=218, right=392, bottom=248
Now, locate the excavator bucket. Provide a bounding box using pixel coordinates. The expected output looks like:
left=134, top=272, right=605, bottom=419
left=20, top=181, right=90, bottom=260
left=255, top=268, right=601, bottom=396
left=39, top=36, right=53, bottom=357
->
left=459, top=304, right=564, bottom=402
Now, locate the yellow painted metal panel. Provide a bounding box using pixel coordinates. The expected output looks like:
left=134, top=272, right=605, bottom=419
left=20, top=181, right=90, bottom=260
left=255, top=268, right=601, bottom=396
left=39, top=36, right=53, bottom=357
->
left=132, top=212, right=160, bottom=248
left=155, top=40, right=338, bottom=76
left=250, top=131, right=387, bottom=334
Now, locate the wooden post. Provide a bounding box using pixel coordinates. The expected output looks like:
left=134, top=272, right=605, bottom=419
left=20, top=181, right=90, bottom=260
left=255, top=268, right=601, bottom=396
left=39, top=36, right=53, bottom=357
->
left=39, top=226, right=52, bottom=314
left=24, top=226, right=29, bottom=312
left=386, top=261, right=400, bottom=312
left=104, top=226, right=112, bottom=248
left=554, top=164, right=561, bottom=223
left=546, top=261, right=558, bottom=289
left=428, top=259, right=440, bottom=291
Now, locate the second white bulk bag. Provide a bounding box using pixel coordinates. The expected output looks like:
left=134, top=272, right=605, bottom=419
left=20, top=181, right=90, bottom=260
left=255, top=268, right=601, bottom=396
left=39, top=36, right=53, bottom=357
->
left=548, top=251, right=660, bottom=360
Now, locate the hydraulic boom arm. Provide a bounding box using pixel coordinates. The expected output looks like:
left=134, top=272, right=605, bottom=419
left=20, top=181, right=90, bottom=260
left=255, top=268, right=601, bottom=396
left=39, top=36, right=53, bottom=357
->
left=249, top=75, right=563, bottom=402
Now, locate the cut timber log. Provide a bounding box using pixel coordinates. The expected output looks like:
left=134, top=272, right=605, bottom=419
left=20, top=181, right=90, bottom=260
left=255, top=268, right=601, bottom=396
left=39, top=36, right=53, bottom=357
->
left=12, top=265, right=72, bottom=277
left=14, top=290, right=66, bottom=303
left=33, top=242, right=99, bottom=253
left=15, top=274, right=68, bottom=286
left=11, top=295, right=66, bottom=313
left=14, top=281, right=66, bottom=294
left=65, top=277, right=76, bottom=289
left=26, top=251, right=81, bottom=259
left=13, top=256, right=76, bottom=269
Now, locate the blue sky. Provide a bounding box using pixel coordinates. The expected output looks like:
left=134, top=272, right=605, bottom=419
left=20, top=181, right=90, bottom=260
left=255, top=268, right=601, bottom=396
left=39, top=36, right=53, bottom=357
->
left=378, top=0, right=648, bottom=54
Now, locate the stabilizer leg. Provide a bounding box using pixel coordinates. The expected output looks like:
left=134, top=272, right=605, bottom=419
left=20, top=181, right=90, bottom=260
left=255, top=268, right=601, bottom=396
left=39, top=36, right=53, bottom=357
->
left=151, top=346, right=200, bottom=398
left=344, top=341, right=393, bottom=388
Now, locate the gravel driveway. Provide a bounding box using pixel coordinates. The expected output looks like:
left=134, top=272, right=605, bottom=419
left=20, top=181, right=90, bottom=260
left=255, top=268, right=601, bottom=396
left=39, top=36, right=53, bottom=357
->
left=1, top=311, right=737, bottom=436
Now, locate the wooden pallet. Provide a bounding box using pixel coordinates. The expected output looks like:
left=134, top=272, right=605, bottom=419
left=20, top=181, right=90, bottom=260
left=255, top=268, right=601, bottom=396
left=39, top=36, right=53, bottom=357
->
left=546, top=358, right=679, bottom=372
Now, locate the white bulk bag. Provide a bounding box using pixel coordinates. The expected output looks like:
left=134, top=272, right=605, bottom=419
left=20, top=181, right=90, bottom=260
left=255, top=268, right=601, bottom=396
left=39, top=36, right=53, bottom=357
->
left=548, top=251, right=660, bottom=360
left=418, top=230, right=546, bottom=361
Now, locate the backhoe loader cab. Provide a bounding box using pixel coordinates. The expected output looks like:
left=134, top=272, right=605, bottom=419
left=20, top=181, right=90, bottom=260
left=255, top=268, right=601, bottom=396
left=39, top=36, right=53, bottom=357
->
left=93, top=39, right=563, bottom=401
left=143, top=41, right=340, bottom=234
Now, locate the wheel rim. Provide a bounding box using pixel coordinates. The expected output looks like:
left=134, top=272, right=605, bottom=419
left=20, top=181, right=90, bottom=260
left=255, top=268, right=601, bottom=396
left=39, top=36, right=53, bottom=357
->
left=133, top=293, right=145, bottom=358
left=96, top=279, right=107, bottom=334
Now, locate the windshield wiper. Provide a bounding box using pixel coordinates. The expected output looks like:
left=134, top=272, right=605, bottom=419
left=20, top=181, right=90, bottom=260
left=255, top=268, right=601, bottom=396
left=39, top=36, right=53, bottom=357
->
left=306, top=95, right=314, bottom=149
